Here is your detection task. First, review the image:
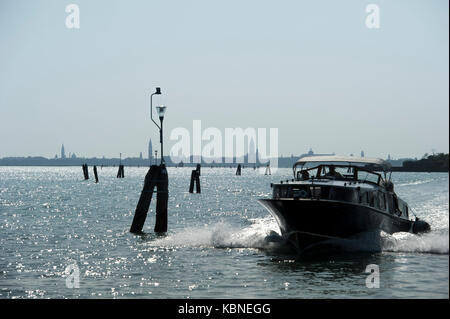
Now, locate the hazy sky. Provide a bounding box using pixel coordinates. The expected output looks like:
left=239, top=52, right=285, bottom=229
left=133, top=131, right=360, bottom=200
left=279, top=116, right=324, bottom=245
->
left=0, top=0, right=448, bottom=159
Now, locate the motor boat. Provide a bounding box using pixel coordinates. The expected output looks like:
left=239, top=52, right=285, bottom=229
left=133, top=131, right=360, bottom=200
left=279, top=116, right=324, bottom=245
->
left=258, top=156, right=431, bottom=252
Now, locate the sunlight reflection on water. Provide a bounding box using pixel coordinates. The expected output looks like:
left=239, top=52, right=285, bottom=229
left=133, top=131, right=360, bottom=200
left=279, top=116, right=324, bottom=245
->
left=0, top=167, right=448, bottom=298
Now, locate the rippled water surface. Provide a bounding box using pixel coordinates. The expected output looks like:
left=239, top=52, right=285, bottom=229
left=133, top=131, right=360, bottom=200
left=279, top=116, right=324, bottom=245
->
left=0, top=167, right=448, bottom=298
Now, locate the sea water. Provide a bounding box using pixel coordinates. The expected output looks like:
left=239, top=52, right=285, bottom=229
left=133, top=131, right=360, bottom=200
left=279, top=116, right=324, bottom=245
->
left=0, top=167, right=448, bottom=298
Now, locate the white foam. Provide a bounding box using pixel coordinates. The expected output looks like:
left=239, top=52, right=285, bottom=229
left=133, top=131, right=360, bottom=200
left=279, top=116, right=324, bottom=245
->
left=305, top=230, right=449, bottom=255
left=147, top=216, right=279, bottom=249
left=381, top=231, right=449, bottom=254
left=396, top=179, right=434, bottom=187
left=147, top=214, right=448, bottom=255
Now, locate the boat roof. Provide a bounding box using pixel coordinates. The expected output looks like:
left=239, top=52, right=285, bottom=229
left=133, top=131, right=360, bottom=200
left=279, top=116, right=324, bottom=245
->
left=294, top=155, right=391, bottom=170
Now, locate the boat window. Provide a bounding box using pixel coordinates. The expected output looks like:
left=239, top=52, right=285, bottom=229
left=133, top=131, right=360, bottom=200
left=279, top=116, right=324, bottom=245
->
left=296, top=167, right=319, bottom=180
left=329, top=187, right=354, bottom=202
left=369, top=192, right=375, bottom=207
left=310, top=186, right=321, bottom=199
left=297, top=170, right=310, bottom=181
left=320, top=186, right=330, bottom=199
left=387, top=194, right=394, bottom=214
left=359, top=192, right=369, bottom=205
left=378, top=192, right=386, bottom=210
left=358, top=170, right=379, bottom=184
left=295, top=164, right=380, bottom=183
left=393, top=195, right=402, bottom=216
left=292, top=187, right=310, bottom=199
left=273, top=187, right=279, bottom=199
left=317, top=166, right=347, bottom=180
left=280, top=186, right=288, bottom=198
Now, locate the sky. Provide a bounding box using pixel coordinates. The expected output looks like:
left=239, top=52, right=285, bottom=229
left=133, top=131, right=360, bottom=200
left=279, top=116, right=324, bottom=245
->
left=0, top=0, right=448, bottom=160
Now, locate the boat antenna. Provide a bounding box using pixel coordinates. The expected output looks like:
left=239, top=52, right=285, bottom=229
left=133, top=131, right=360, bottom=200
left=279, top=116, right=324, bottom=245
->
left=362, top=170, right=369, bottom=184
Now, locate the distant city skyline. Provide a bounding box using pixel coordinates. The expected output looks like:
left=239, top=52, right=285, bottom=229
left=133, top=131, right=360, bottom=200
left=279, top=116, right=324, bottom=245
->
left=0, top=145, right=424, bottom=170
left=0, top=138, right=444, bottom=160
left=0, top=1, right=448, bottom=159
left=0, top=142, right=430, bottom=162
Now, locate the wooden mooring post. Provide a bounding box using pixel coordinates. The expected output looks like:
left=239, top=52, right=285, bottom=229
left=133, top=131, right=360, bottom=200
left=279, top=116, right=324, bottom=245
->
left=129, top=164, right=168, bottom=233
left=189, top=167, right=201, bottom=193
left=93, top=165, right=99, bottom=183
left=236, top=164, right=242, bottom=176
left=117, top=164, right=124, bottom=178
left=82, top=164, right=89, bottom=180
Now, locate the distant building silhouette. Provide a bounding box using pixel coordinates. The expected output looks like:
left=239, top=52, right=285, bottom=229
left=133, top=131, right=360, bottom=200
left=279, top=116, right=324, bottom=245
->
left=361, top=150, right=365, bottom=157
left=61, top=144, right=66, bottom=159
left=140, top=152, right=143, bottom=160
left=248, top=138, right=256, bottom=163
left=298, top=148, right=334, bottom=159
left=148, top=139, right=153, bottom=164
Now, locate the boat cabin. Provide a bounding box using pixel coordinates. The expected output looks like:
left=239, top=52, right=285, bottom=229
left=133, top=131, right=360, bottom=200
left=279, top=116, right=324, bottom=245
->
left=271, top=156, right=410, bottom=219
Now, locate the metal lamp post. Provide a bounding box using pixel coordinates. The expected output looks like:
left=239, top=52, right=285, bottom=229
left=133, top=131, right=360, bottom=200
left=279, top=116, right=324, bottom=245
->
left=130, top=87, right=168, bottom=234
left=155, top=105, right=167, bottom=164
left=150, top=87, right=167, bottom=165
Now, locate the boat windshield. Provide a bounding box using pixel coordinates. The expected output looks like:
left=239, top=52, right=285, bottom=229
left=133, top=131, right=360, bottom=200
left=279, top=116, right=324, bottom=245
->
left=295, top=164, right=382, bottom=185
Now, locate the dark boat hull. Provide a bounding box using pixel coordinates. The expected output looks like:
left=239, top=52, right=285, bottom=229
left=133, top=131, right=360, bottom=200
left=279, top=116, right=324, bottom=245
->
left=259, top=198, right=414, bottom=251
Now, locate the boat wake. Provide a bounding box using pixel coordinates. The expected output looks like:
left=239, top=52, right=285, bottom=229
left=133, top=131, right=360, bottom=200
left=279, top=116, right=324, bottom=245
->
left=145, top=215, right=448, bottom=255
left=381, top=231, right=449, bottom=254
left=146, top=216, right=279, bottom=250
left=300, top=230, right=449, bottom=255
left=396, top=179, right=435, bottom=187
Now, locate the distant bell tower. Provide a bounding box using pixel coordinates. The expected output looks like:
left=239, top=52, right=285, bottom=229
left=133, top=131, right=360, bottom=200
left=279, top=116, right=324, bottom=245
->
left=61, top=144, right=66, bottom=159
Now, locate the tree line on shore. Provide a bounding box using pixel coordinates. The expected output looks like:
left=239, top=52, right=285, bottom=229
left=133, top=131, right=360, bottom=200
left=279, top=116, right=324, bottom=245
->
left=402, top=153, right=449, bottom=171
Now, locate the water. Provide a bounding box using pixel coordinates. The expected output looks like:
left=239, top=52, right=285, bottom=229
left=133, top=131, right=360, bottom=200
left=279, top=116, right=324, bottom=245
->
left=0, top=167, right=448, bottom=298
